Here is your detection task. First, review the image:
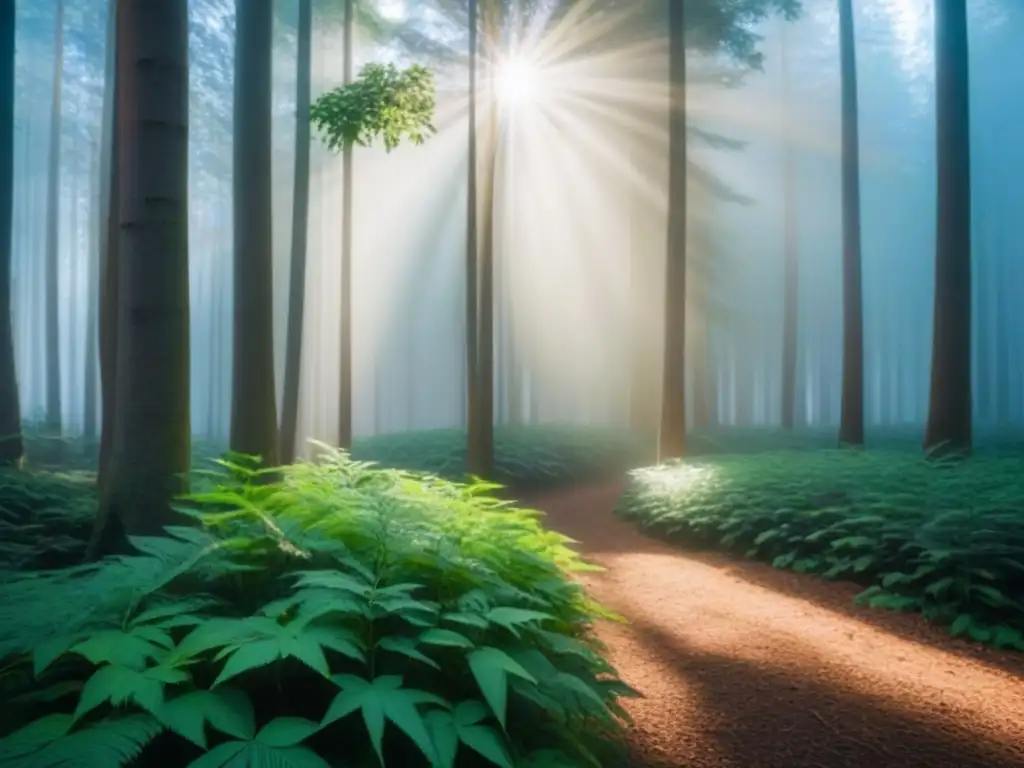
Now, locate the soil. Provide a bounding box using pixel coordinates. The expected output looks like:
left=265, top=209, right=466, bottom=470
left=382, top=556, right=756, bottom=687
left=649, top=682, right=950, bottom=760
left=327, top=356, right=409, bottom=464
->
left=523, top=482, right=1024, bottom=768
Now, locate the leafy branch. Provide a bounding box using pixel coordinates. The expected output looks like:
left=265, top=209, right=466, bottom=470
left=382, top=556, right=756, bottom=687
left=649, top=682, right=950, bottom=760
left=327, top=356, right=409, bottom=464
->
left=310, top=62, right=438, bottom=153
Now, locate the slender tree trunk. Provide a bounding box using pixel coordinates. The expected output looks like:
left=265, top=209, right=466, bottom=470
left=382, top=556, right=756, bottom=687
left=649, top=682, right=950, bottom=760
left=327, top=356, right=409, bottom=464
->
left=658, top=0, right=687, bottom=460
left=0, top=1, right=21, bottom=467
left=338, top=0, right=354, bottom=449
left=837, top=0, right=864, bottom=447
left=628, top=142, right=662, bottom=438
left=97, top=0, right=119, bottom=495
left=473, top=2, right=498, bottom=478
left=465, top=0, right=482, bottom=474
left=280, top=0, right=312, bottom=464
left=924, top=0, right=971, bottom=455
left=44, top=0, right=65, bottom=435
left=230, top=0, right=278, bottom=466
left=780, top=19, right=798, bottom=431
left=90, top=0, right=191, bottom=555
left=83, top=130, right=100, bottom=440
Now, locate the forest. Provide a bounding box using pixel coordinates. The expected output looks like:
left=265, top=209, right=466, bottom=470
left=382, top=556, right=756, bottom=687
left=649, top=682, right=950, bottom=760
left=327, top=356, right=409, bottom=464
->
left=0, top=0, right=1023, bottom=766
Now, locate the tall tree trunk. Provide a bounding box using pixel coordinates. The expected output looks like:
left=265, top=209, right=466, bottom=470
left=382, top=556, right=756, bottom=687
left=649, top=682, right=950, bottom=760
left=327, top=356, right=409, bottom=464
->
left=658, top=0, right=686, bottom=459
left=83, top=130, right=100, bottom=440
left=44, top=0, right=65, bottom=435
left=90, top=0, right=191, bottom=556
left=280, top=0, right=312, bottom=465
left=924, top=0, right=971, bottom=455
left=97, top=0, right=119, bottom=496
left=338, top=0, right=354, bottom=450
left=474, top=2, right=498, bottom=478
left=0, top=0, right=21, bottom=467
left=465, top=0, right=492, bottom=478
left=780, top=19, right=798, bottom=431
left=837, top=0, right=864, bottom=447
left=231, top=0, right=279, bottom=466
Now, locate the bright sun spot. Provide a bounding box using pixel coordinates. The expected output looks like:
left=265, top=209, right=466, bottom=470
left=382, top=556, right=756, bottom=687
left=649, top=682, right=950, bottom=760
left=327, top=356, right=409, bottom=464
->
left=494, top=55, right=541, bottom=106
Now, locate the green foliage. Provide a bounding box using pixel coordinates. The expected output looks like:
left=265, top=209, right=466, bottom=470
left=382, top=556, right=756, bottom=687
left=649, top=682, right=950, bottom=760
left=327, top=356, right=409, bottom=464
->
left=616, top=449, right=1024, bottom=652
left=0, top=468, right=95, bottom=570
left=0, top=450, right=637, bottom=767
left=352, top=425, right=650, bottom=492
left=310, top=62, right=437, bottom=153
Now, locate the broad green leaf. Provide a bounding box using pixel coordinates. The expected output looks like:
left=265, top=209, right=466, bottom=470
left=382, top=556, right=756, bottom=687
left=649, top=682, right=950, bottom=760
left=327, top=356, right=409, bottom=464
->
left=377, top=636, right=440, bottom=669
left=256, top=717, right=322, bottom=748
left=467, top=647, right=537, bottom=728
left=322, top=675, right=438, bottom=765
left=419, top=628, right=474, bottom=648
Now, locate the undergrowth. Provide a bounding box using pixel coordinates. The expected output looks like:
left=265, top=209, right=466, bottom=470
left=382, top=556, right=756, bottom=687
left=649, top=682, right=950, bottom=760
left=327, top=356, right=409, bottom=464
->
left=0, top=448, right=637, bottom=767
left=616, top=449, right=1024, bottom=651
left=19, top=423, right=648, bottom=493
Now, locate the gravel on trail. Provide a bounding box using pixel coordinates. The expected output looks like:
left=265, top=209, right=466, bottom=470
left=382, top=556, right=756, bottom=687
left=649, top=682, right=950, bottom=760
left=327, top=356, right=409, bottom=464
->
left=525, top=482, right=1024, bottom=768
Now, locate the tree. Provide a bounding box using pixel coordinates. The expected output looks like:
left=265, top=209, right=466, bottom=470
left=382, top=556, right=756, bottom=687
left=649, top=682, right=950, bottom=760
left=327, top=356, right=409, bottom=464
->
left=837, top=0, right=864, bottom=448
left=309, top=59, right=437, bottom=448
left=779, top=18, right=798, bottom=431
left=280, top=0, right=312, bottom=465
left=44, top=0, right=65, bottom=435
left=90, top=0, right=191, bottom=555
left=0, top=0, right=21, bottom=467
left=465, top=0, right=499, bottom=479
left=924, top=0, right=972, bottom=456
left=658, top=0, right=687, bottom=460
left=338, top=0, right=354, bottom=450
left=231, top=0, right=279, bottom=467
left=96, top=0, right=119, bottom=507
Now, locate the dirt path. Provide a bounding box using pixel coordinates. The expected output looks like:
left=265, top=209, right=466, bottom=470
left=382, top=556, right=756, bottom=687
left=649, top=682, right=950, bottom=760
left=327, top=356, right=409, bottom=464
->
left=525, top=482, right=1024, bottom=768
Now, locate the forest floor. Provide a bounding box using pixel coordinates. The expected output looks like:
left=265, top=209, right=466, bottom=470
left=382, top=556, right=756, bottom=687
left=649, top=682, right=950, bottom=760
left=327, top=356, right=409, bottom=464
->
left=525, top=482, right=1024, bottom=768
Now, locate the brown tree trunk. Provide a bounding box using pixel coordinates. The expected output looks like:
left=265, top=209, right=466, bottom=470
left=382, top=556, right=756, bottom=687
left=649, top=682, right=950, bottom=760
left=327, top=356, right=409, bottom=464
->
left=780, top=19, right=798, bottom=431
left=280, top=0, right=312, bottom=464
left=465, top=0, right=495, bottom=479
left=338, top=0, right=354, bottom=450
left=658, top=0, right=687, bottom=460
left=96, top=0, right=119, bottom=503
left=44, top=0, right=65, bottom=436
left=0, top=0, right=21, bottom=467
left=923, top=0, right=972, bottom=456
left=230, top=0, right=278, bottom=466
left=83, top=130, right=100, bottom=441
left=90, top=0, right=191, bottom=556
left=837, top=0, right=865, bottom=447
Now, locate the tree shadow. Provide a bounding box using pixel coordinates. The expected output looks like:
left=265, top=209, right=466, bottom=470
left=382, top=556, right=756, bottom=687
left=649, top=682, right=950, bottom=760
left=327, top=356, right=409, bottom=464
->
left=654, top=544, right=1024, bottom=680
left=624, top=617, right=1024, bottom=768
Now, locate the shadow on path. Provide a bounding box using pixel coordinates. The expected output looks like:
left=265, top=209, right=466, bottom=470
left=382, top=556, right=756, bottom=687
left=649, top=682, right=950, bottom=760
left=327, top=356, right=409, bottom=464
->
left=523, top=481, right=1024, bottom=768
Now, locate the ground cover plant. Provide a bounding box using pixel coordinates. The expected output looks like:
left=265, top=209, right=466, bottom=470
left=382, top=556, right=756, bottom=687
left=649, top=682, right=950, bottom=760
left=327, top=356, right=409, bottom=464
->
left=616, top=449, right=1024, bottom=651
left=0, top=449, right=637, bottom=767
left=18, top=423, right=649, bottom=491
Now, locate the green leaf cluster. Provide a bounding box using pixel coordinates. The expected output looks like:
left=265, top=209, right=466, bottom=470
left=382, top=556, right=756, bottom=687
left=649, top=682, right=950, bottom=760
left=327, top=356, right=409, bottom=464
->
left=310, top=62, right=437, bottom=153
left=616, top=448, right=1024, bottom=651
left=0, top=448, right=637, bottom=767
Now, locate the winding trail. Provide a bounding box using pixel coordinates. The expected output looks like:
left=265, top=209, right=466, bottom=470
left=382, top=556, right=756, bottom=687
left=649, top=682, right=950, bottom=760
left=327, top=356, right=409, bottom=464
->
left=525, top=482, right=1024, bottom=768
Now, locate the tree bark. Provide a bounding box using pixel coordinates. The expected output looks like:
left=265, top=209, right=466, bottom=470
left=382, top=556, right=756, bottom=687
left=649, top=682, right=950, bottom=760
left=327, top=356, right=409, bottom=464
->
left=0, top=1, right=21, bottom=467
left=280, top=0, right=312, bottom=465
left=83, top=130, right=100, bottom=441
left=96, top=0, right=119, bottom=502
left=44, top=0, right=65, bottom=436
left=923, top=0, right=972, bottom=455
left=338, top=0, right=354, bottom=450
left=658, top=0, right=687, bottom=460
left=464, top=0, right=493, bottom=478
left=837, top=0, right=864, bottom=447
left=90, top=0, right=191, bottom=556
left=780, top=18, right=798, bottom=431
left=230, top=0, right=279, bottom=466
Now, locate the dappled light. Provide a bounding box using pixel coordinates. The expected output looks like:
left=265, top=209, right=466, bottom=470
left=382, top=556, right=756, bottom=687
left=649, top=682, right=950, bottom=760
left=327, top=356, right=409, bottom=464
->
left=1, top=0, right=1022, bottom=766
